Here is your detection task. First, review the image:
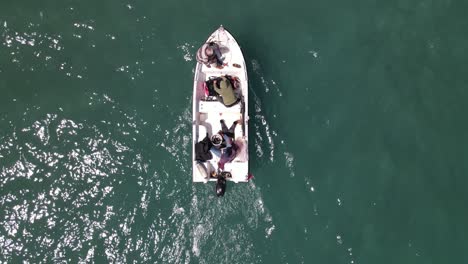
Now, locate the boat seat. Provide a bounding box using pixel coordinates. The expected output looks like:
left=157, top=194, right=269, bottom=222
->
left=198, top=124, right=208, bottom=142
left=199, top=100, right=241, bottom=113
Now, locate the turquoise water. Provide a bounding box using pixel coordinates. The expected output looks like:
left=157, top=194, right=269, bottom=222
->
left=1, top=0, right=468, bottom=263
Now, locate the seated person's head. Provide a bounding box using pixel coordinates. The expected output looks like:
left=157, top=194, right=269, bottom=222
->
left=205, top=47, right=214, bottom=56
left=211, top=133, right=223, bottom=146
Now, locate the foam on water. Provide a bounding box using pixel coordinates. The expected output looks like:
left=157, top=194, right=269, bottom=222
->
left=183, top=182, right=274, bottom=263
left=252, top=85, right=275, bottom=162
left=0, top=93, right=160, bottom=261
left=250, top=59, right=299, bottom=182
left=177, top=43, right=195, bottom=62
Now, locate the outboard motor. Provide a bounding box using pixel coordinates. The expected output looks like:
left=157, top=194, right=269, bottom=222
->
left=215, top=176, right=227, bottom=197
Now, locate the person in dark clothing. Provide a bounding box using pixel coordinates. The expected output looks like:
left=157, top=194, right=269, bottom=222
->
left=210, top=42, right=224, bottom=66
left=195, top=133, right=213, bottom=162
left=210, top=119, right=238, bottom=150
left=217, top=119, right=240, bottom=170
left=213, top=77, right=239, bottom=107
left=196, top=42, right=224, bottom=68
left=220, top=119, right=238, bottom=139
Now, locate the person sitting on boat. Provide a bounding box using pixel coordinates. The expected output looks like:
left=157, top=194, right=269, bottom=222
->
left=210, top=119, right=238, bottom=149
left=218, top=145, right=237, bottom=170
left=213, top=76, right=240, bottom=107
left=210, top=133, right=224, bottom=158
left=196, top=42, right=224, bottom=68
left=204, top=75, right=239, bottom=97
left=217, top=119, right=240, bottom=170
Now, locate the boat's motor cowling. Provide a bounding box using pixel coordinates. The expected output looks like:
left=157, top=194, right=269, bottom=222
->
left=215, top=177, right=226, bottom=197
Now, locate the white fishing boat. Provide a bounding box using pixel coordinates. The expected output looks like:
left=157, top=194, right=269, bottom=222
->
left=192, top=26, right=249, bottom=183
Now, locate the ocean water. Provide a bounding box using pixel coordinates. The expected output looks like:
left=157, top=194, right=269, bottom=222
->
left=1, top=0, right=468, bottom=263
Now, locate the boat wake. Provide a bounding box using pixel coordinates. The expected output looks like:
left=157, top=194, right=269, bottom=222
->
left=250, top=60, right=297, bottom=178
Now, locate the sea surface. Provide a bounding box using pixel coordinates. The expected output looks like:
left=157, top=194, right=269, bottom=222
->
left=1, top=0, right=468, bottom=263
